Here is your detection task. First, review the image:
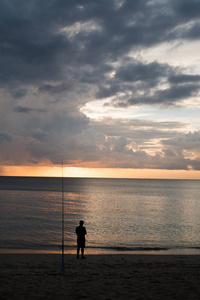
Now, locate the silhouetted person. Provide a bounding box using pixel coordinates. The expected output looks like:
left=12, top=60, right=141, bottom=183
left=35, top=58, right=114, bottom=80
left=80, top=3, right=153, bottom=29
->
left=76, top=220, right=87, bottom=259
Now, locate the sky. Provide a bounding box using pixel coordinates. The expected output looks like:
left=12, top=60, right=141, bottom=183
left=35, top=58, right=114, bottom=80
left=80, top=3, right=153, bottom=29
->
left=1, top=0, right=200, bottom=179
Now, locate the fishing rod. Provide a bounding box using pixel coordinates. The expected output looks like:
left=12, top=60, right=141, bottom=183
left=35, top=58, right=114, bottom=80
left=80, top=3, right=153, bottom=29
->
left=62, top=161, right=64, bottom=272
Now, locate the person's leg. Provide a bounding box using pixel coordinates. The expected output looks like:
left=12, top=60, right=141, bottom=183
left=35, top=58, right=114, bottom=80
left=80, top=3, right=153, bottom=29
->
left=77, top=247, right=80, bottom=258
left=81, top=247, right=86, bottom=258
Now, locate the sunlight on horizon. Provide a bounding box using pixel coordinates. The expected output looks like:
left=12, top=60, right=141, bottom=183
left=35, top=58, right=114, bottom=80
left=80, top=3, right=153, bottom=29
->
left=1, top=166, right=200, bottom=179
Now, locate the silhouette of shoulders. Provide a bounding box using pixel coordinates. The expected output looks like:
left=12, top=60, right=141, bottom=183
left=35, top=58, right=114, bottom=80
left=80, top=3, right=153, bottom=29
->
left=76, top=225, right=86, bottom=237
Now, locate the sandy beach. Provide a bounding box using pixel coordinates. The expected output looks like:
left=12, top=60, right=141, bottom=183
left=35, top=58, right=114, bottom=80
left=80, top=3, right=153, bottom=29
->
left=1, top=254, right=200, bottom=299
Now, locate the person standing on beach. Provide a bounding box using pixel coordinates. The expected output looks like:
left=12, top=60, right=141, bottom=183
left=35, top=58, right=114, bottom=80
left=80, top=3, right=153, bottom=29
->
left=76, top=220, right=87, bottom=259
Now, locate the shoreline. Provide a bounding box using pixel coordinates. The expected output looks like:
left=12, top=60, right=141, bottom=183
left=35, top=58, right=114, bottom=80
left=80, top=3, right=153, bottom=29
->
left=1, top=254, right=200, bottom=299
left=1, top=247, right=200, bottom=255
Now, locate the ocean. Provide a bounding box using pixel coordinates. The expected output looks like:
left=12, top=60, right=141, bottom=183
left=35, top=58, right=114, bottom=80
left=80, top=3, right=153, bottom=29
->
left=0, top=176, right=200, bottom=254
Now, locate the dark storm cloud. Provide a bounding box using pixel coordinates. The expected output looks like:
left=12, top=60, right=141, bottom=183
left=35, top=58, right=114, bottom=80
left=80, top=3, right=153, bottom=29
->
left=169, top=74, right=200, bottom=84
left=171, top=0, right=200, bottom=19
left=0, top=1, right=71, bottom=84
left=124, top=82, right=200, bottom=107
left=154, top=84, right=200, bottom=103
left=115, top=62, right=168, bottom=84
left=14, top=106, right=46, bottom=113
left=96, top=58, right=200, bottom=107
left=96, top=60, right=170, bottom=100
left=38, top=83, right=73, bottom=94
left=1, top=0, right=200, bottom=87
left=1, top=0, right=200, bottom=170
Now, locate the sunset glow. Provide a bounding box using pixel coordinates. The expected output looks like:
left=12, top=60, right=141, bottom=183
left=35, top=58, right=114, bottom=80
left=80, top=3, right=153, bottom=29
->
left=1, top=166, right=200, bottom=180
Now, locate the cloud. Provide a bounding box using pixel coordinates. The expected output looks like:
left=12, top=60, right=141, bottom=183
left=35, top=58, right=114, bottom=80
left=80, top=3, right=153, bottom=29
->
left=162, top=131, right=200, bottom=155
left=97, top=60, right=200, bottom=107
left=169, top=74, right=200, bottom=84
left=90, top=117, right=186, bottom=141
left=115, top=62, right=168, bottom=84
left=10, top=88, right=28, bottom=99
left=38, top=83, right=73, bottom=94
left=0, top=132, right=12, bottom=143
left=0, top=0, right=200, bottom=171
left=14, top=106, right=46, bottom=113
left=0, top=0, right=200, bottom=87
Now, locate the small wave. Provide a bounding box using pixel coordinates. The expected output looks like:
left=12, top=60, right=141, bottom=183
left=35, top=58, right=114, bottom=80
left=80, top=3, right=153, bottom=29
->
left=86, top=246, right=170, bottom=252
left=86, top=245, right=200, bottom=253
left=2, top=242, right=200, bottom=254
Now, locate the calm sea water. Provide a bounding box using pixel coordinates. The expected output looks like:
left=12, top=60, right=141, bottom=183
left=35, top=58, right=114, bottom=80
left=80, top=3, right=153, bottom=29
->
left=0, top=176, right=200, bottom=254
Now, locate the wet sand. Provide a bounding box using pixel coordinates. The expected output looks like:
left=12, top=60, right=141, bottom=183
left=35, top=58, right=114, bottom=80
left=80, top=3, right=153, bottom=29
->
left=1, top=254, right=200, bottom=299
